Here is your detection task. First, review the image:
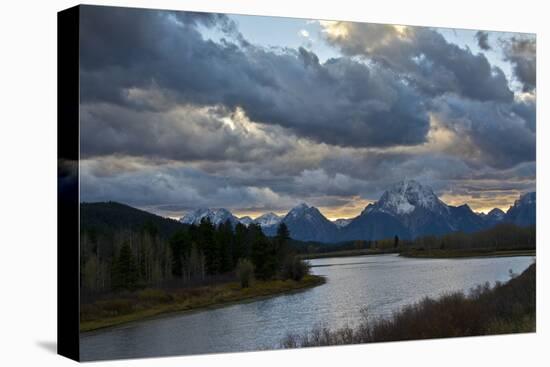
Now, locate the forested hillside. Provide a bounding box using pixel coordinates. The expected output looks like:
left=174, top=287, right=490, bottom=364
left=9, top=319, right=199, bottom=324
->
left=80, top=202, right=307, bottom=299
left=81, top=202, right=186, bottom=239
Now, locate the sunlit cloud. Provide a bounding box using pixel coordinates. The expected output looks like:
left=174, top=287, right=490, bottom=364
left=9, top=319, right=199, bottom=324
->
left=319, top=20, right=350, bottom=38
left=78, top=7, right=535, bottom=219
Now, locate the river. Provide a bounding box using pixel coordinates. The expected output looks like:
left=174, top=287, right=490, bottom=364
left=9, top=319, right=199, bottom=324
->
left=80, top=254, right=534, bottom=361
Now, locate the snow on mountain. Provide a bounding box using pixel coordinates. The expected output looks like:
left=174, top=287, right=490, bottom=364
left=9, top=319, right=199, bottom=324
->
left=176, top=186, right=535, bottom=243
left=376, top=179, right=448, bottom=216
left=282, top=203, right=338, bottom=243
left=486, top=208, right=505, bottom=221
left=517, top=192, right=536, bottom=206
left=343, top=180, right=483, bottom=240
left=504, top=192, right=536, bottom=226
left=239, top=216, right=253, bottom=226
left=481, top=208, right=506, bottom=227
left=333, top=218, right=352, bottom=228
left=179, top=208, right=239, bottom=226
left=253, top=212, right=283, bottom=228
left=286, top=203, right=310, bottom=219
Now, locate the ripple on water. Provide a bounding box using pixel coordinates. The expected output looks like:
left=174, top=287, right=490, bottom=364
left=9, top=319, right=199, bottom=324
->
left=80, top=254, right=535, bottom=361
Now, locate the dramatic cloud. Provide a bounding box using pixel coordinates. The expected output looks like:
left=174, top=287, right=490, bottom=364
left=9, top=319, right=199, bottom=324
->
left=80, top=102, right=302, bottom=163
left=501, top=36, right=536, bottom=92
left=78, top=6, right=536, bottom=217
left=475, top=31, right=491, bottom=50
left=512, top=93, right=536, bottom=132
left=80, top=159, right=298, bottom=214
left=80, top=6, right=430, bottom=149
left=320, top=22, right=513, bottom=102
left=317, top=21, right=534, bottom=169
left=431, top=96, right=536, bottom=168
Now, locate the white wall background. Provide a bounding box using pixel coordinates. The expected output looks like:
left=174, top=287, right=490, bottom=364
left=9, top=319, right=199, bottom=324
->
left=0, top=0, right=546, bottom=366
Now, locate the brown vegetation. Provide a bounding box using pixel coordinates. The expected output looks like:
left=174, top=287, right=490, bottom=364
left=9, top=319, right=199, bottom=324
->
left=282, top=263, right=535, bottom=348
left=403, top=223, right=535, bottom=253
left=80, top=274, right=325, bottom=332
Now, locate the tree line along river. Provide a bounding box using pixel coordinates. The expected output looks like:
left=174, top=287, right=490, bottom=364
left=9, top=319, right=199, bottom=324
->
left=80, top=253, right=534, bottom=361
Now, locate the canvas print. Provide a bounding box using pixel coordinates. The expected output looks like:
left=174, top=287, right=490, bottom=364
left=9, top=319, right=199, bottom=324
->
left=73, top=4, right=536, bottom=361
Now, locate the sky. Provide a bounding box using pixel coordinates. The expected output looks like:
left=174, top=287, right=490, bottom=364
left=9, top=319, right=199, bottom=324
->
left=78, top=5, right=536, bottom=220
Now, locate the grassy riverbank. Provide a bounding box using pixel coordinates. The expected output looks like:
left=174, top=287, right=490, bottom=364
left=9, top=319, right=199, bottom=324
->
left=300, top=248, right=396, bottom=260
left=80, top=274, right=325, bottom=332
left=400, top=248, right=535, bottom=259
left=300, top=247, right=535, bottom=260
left=282, top=263, right=535, bottom=348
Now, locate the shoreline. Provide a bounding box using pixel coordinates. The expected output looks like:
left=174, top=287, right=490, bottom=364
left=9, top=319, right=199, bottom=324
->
left=300, top=248, right=535, bottom=260
left=80, top=274, right=326, bottom=333
left=400, top=249, right=535, bottom=259
left=282, top=263, right=536, bottom=348
left=80, top=249, right=534, bottom=333
left=300, top=249, right=397, bottom=260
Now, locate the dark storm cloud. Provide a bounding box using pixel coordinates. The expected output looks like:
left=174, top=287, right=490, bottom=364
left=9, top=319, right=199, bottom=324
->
left=79, top=6, right=240, bottom=70
left=318, top=22, right=535, bottom=170
left=80, top=160, right=298, bottom=212
left=475, top=31, right=491, bottom=50
left=319, top=150, right=474, bottom=196
left=501, top=36, right=536, bottom=92
left=79, top=6, right=430, bottom=150
left=77, top=6, right=536, bottom=215
left=431, top=95, right=535, bottom=168
left=512, top=96, right=536, bottom=132
left=470, top=163, right=535, bottom=187
left=80, top=145, right=536, bottom=215
left=79, top=102, right=296, bottom=162
left=322, top=23, right=513, bottom=102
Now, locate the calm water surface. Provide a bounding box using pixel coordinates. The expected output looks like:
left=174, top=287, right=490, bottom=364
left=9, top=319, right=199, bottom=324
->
left=80, top=254, right=534, bottom=361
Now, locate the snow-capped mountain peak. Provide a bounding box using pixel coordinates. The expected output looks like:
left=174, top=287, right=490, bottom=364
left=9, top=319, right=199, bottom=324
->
left=517, top=192, right=536, bottom=205
left=282, top=203, right=337, bottom=242
left=179, top=208, right=238, bottom=226
left=253, top=212, right=282, bottom=228
left=287, top=203, right=311, bottom=218
left=239, top=216, right=253, bottom=226
left=333, top=218, right=352, bottom=228
left=376, top=180, right=447, bottom=216
left=504, top=192, right=535, bottom=227
left=486, top=208, right=505, bottom=220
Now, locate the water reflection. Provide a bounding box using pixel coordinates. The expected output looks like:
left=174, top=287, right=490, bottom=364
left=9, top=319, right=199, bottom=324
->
left=81, top=254, right=534, bottom=361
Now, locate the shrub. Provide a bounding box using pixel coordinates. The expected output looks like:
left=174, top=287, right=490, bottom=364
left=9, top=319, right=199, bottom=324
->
left=282, top=257, right=310, bottom=281
left=80, top=303, right=101, bottom=322
left=236, top=259, right=254, bottom=288
left=281, top=263, right=535, bottom=348
left=96, top=299, right=134, bottom=316
left=137, top=288, right=173, bottom=303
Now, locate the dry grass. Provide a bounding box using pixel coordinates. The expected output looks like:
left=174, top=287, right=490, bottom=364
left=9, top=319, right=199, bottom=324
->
left=282, top=263, right=535, bottom=348
left=300, top=248, right=395, bottom=260
left=80, top=274, right=325, bottom=332
left=401, top=248, right=536, bottom=259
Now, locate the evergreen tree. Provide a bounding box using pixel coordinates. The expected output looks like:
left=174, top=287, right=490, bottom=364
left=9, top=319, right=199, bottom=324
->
left=197, top=218, right=218, bottom=275
left=111, top=242, right=139, bottom=291
left=276, top=222, right=290, bottom=242
left=233, top=223, right=248, bottom=263
left=141, top=220, right=159, bottom=238
left=252, top=235, right=278, bottom=280
left=246, top=223, right=264, bottom=257
left=216, top=220, right=235, bottom=273
left=169, top=230, right=191, bottom=277
left=275, top=222, right=291, bottom=268
left=187, top=242, right=205, bottom=280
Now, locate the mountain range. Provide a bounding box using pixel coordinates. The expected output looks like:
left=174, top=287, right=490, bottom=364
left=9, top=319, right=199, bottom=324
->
left=179, top=180, right=536, bottom=243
